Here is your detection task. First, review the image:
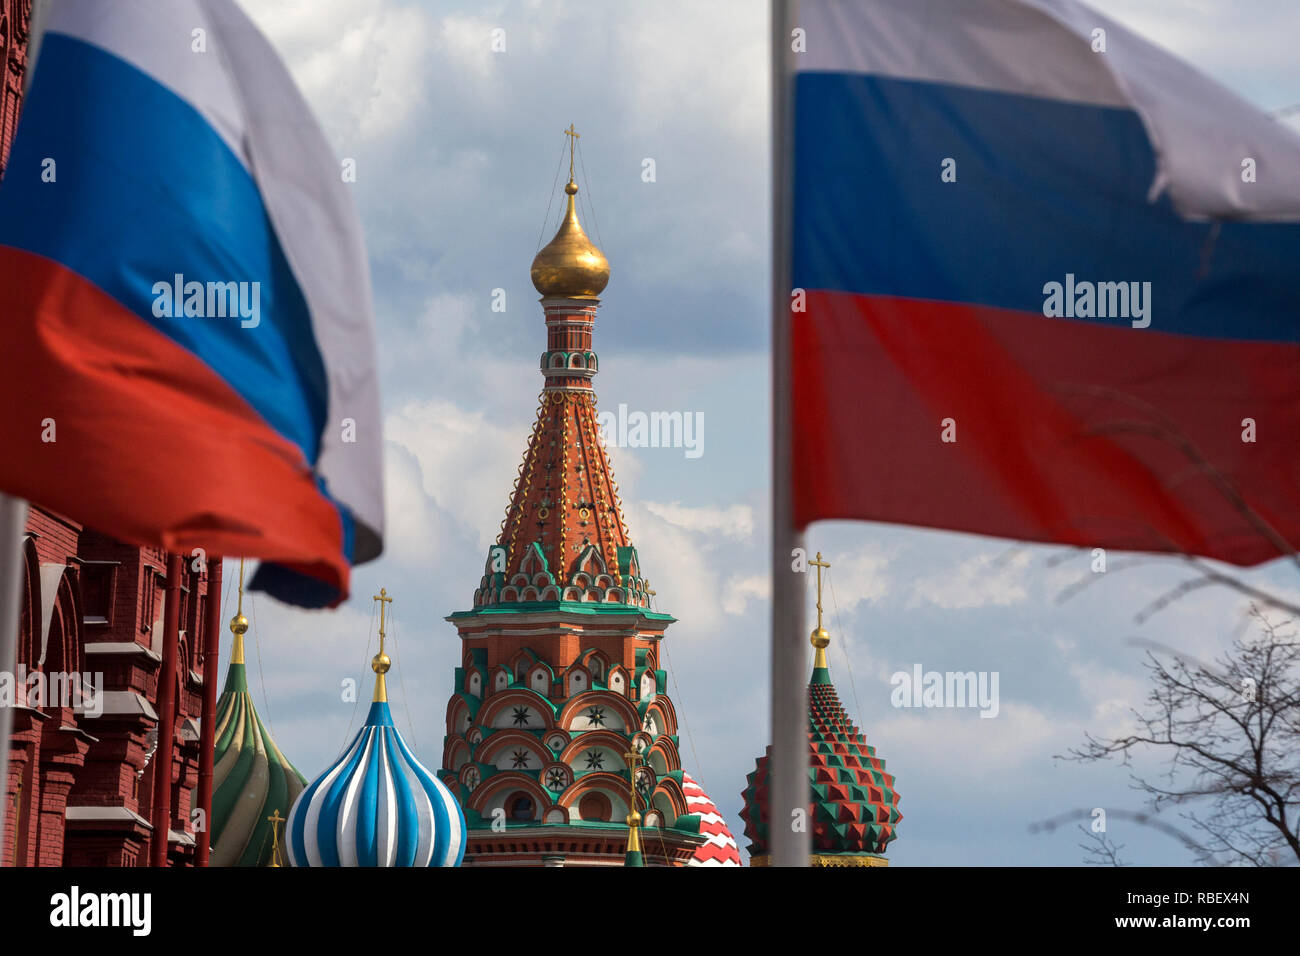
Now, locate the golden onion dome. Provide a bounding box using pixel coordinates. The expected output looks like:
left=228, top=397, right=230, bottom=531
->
left=530, top=181, right=609, bottom=298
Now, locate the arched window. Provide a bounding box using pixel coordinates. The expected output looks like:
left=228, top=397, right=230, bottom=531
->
left=509, top=793, right=535, bottom=822
left=530, top=666, right=549, bottom=694
left=578, top=791, right=611, bottom=822
left=567, top=669, right=587, bottom=696
left=11, top=753, right=33, bottom=866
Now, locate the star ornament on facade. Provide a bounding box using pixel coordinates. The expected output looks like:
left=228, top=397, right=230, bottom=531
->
left=585, top=705, right=606, bottom=727
left=635, top=768, right=653, bottom=799
left=546, top=768, right=568, bottom=792
left=511, top=749, right=530, bottom=769
left=584, top=750, right=604, bottom=771
left=512, top=706, right=531, bottom=727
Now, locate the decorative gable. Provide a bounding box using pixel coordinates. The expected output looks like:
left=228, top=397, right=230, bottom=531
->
left=608, top=666, right=627, bottom=696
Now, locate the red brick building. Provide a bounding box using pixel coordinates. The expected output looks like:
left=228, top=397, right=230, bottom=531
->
left=0, top=1, right=30, bottom=172
left=5, top=510, right=212, bottom=866
left=1, top=0, right=210, bottom=867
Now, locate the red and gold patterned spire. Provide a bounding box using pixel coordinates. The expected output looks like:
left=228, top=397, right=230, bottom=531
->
left=444, top=134, right=707, bottom=868
left=474, top=127, right=653, bottom=609
left=739, top=553, right=902, bottom=865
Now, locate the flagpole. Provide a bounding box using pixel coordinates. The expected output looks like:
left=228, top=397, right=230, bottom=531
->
left=194, top=555, right=223, bottom=866
left=770, top=0, right=809, bottom=868
left=0, top=493, right=29, bottom=865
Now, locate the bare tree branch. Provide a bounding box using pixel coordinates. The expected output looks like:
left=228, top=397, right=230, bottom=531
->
left=1077, top=824, right=1130, bottom=867
left=1059, top=610, right=1300, bottom=865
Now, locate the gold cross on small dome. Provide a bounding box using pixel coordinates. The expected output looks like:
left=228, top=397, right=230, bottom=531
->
left=564, top=123, right=580, bottom=182
left=267, top=809, right=285, bottom=868
left=371, top=588, right=394, bottom=702
left=809, top=552, right=832, bottom=667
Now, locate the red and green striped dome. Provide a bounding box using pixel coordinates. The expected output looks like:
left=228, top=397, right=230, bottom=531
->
left=209, top=611, right=306, bottom=867
left=682, top=772, right=741, bottom=866
left=740, top=647, right=900, bottom=864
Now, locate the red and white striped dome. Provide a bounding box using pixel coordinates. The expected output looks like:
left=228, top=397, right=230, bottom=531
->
left=682, top=772, right=742, bottom=866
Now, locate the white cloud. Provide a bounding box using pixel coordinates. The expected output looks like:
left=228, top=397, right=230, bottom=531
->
left=874, top=701, right=1060, bottom=776
left=642, top=501, right=754, bottom=541
left=384, top=398, right=526, bottom=551
left=240, top=0, right=435, bottom=147
left=1078, top=670, right=1148, bottom=741
left=610, top=0, right=765, bottom=143
left=722, top=573, right=769, bottom=616
left=622, top=501, right=726, bottom=635
left=821, top=546, right=892, bottom=612
left=910, top=550, right=1032, bottom=610
left=382, top=440, right=450, bottom=565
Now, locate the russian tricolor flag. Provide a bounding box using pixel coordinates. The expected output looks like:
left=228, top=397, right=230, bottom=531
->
left=786, top=0, right=1300, bottom=565
left=0, top=0, right=383, bottom=606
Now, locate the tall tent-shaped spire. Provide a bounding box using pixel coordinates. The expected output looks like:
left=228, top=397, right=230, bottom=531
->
left=287, top=589, right=466, bottom=867
left=740, top=553, right=902, bottom=866
left=441, top=129, right=740, bottom=866
left=478, top=124, right=650, bottom=608
left=209, top=561, right=308, bottom=867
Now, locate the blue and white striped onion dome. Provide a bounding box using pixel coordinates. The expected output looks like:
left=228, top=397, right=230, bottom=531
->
left=286, top=698, right=466, bottom=867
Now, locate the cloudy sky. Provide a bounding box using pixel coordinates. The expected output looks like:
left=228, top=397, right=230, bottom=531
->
left=223, top=0, right=1300, bottom=866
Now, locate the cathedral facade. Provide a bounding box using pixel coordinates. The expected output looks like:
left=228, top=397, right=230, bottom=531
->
left=5, top=509, right=213, bottom=866
left=438, top=141, right=740, bottom=866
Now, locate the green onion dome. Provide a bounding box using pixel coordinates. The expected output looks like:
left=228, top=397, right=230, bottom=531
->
left=208, top=610, right=306, bottom=867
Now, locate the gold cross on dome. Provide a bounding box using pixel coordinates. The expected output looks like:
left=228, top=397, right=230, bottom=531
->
left=809, top=552, right=830, bottom=630
left=623, top=749, right=642, bottom=809
left=565, top=123, right=580, bottom=181
left=267, top=809, right=285, bottom=867
left=373, top=588, right=393, bottom=651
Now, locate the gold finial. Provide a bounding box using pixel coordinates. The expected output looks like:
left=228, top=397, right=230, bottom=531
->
left=266, top=809, right=285, bottom=868
left=530, top=125, right=609, bottom=298
left=809, top=552, right=831, bottom=670
left=229, top=559, right=248, bottom=664
left=371, top=588, right=394, bottom=703
left=623, top=749, right=643, bottom=857
left=625, top=808, right=643, bottom=854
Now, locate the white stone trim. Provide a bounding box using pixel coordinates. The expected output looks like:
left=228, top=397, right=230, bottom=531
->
left=84, top=641, right=162, bottom=662
left=65, top=805, right=151, bottom=827
left=84, top=691, right=159, bottom=721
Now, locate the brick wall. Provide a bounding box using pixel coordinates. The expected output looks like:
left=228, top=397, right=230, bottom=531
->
left=5, top=507, right=212, bottom=867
